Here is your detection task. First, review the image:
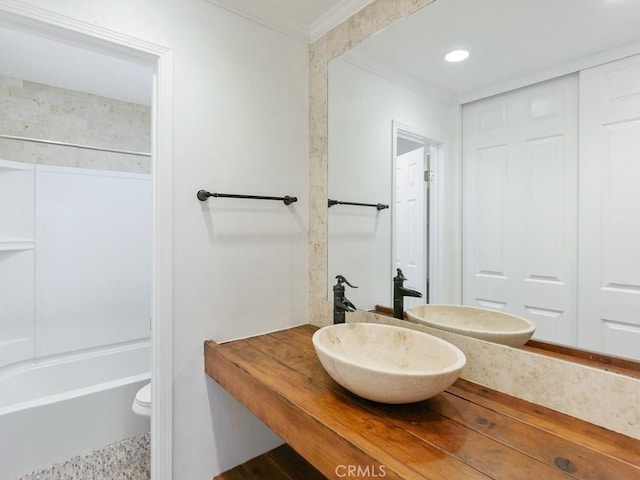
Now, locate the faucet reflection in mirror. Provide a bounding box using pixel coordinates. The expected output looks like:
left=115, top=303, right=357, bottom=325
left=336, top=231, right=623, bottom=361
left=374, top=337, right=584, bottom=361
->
left=333, top=275, right=357, bottom=324
left=393, top=269, right=422, bottom=319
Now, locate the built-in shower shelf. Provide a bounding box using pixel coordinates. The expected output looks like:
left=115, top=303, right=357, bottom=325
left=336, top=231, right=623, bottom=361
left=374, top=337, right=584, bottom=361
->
left=0, top=240, right=35, bottom=252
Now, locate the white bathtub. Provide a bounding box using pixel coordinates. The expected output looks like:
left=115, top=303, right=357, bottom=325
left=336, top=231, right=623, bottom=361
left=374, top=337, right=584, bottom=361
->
left=0, top=340, right=151, bottom=479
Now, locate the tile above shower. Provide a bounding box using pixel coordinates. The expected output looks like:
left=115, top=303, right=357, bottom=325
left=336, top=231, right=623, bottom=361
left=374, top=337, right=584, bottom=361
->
left=0, top=73, right=151, bottom=173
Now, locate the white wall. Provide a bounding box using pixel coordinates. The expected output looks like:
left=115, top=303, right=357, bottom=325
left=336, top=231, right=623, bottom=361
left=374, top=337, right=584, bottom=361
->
left=2, top=1, right=309, bottom=478
left=328, top=56, right=455, bottom=309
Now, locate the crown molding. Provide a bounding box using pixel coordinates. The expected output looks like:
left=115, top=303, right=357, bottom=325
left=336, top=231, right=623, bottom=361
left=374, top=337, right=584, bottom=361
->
left=308, top=0, right=374, bottom=42
left=0, top=0, right=168, bottom=57
left=205, top=0, right=375, bottom=44
left=339, top=50, right=454, bottom=106
left=205, top=0, right=309, bottom=43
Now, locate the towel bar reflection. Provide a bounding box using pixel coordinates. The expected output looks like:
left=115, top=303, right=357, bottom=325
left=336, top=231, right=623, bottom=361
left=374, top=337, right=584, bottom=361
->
left=328, top=199, right=389, bottom=211
left=197, top=190, right=297, bottom=205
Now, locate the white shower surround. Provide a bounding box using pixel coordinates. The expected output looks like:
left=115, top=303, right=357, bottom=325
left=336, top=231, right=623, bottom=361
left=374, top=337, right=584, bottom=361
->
left=0, top=160, right=152, bottom=364
left=0, top=159, right=153, bottom=477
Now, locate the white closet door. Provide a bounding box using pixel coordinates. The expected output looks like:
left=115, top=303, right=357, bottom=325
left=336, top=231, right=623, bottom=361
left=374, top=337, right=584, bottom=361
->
left=462, top=75, right=578, bottom=344
left=579, top=55, right=640, bottom=359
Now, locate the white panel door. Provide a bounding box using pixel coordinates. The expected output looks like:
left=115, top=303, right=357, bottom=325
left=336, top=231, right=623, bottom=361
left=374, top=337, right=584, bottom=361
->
left=395, top=147, right=426, bottom=307
left=463, top=75, right=578, bottom=344
left=579, top=55, right=640, bottom=359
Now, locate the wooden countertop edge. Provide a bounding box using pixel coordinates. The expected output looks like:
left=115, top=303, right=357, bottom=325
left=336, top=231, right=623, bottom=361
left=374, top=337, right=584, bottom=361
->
left=205, top=324, right=640, bottom=480
left=204, top=339, right=403, bottom=480
left=205, top=330, right=495, bottom=480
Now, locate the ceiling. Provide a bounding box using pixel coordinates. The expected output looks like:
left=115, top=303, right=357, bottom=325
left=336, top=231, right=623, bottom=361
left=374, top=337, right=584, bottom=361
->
left=0, top=0, right=367, bottom=105
left=0, top=24, right=154, bottom=105
left=342, top=0, right=640, bottom=104
left=3, top=0, right=640, bottom=107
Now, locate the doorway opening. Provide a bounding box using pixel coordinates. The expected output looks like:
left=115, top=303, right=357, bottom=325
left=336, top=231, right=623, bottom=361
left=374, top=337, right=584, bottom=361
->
left=392, top=123, right=442, bottom=308
left=0, top=6, right=173, bottom=478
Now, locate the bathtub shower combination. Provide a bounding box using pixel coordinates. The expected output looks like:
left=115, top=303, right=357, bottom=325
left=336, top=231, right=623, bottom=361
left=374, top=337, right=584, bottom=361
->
left=0, top=159, right=152, bottom=479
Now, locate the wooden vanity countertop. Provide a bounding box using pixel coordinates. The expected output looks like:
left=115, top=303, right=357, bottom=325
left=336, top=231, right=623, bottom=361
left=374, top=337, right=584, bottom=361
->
left=204, top=324, right=640, bottom=480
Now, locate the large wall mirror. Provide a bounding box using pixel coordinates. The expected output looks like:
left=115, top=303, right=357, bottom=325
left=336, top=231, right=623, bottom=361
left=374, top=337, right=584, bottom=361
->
left=327, top=0, right=640, bottom=361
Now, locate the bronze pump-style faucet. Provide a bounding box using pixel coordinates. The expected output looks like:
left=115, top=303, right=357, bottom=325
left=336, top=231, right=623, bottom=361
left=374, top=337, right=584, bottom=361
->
left=393, top=268, right=422, bottom=319
left=333, top=275, right=357, bottom=324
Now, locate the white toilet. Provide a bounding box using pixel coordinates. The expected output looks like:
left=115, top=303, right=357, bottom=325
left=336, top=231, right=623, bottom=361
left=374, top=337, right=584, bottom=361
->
left=132, top=382, right=151, bottom=417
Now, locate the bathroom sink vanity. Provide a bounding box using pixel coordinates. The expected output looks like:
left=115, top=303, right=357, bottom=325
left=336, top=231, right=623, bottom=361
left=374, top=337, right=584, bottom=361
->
left=204, top=324, right=640, bottom=480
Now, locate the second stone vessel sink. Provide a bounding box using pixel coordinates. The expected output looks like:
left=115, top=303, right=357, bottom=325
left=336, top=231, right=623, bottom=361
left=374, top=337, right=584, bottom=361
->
left=312, top=322, right=466, bottom=404
left=406, top=304, right=536, bottom=348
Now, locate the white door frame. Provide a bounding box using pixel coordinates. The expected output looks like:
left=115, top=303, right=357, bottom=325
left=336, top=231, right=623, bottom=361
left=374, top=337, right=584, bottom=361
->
left=391, top=120, right=445, bottom=304
left=0, top=2, right=174, bottom=478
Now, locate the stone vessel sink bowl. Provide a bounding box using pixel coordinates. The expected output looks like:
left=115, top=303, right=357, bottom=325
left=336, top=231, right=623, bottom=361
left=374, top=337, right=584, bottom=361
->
left=312, top=322, right=466, bottom=404
left=406, top=304, right=536, bottom=348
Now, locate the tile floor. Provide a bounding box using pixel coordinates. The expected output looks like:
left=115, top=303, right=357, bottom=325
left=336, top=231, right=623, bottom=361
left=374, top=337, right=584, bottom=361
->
left=16, top=433, right=150, bottom=480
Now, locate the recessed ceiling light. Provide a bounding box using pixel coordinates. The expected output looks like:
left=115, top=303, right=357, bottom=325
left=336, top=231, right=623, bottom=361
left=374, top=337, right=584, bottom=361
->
left=445, top=49, right=470, bottom=63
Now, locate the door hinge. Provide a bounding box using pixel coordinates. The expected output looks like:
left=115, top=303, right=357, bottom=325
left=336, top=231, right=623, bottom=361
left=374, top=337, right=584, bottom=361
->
left=424, top=170, right=434, bottom=182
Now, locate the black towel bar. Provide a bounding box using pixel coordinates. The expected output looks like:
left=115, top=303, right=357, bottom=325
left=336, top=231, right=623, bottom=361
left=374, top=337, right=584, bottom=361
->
left=327, top=199, right=389, bottom=211
left=197, top=190, right=297, bottom=205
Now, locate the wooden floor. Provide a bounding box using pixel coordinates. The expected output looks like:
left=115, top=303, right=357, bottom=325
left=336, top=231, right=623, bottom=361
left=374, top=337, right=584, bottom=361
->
left=214, top=444, right=326, bottom=480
